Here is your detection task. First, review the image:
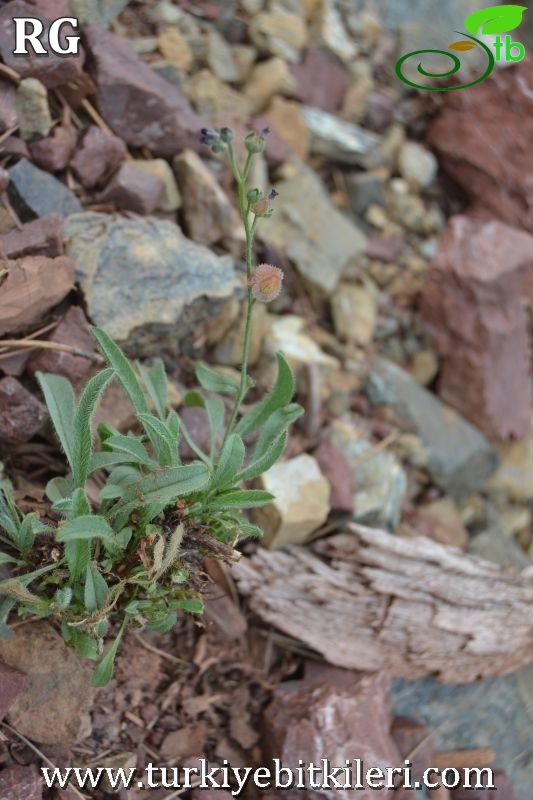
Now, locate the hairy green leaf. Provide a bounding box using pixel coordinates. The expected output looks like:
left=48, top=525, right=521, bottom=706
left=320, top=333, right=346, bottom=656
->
left=137, top=358, right=168, bottom=420
left=204, top=395, right=226, bottom=458
left=253, top=403, right=303, bottom=462
left=37, top=373, right=76, bottom=471
left=91, top=622, right=125, bottom=687
left=235, top=352, right=294, bottom=437
left=195, top=362, right=239, bottom=395
left=73, top=368, right=114, bottom=488
left=138, top=413, right=178, bottom=468
left=84, top=562, right=109, bottom=612
left=90, top=327, right=149, bottom=416
left=105, top=434, right=153, bottom=467
left=208, top=434, right=245, bottom=491
left=236, top=431, right=288, bottom=483
left=56, top=515, right=116, bottom=544
left=206, top=489, right=274, bottom=510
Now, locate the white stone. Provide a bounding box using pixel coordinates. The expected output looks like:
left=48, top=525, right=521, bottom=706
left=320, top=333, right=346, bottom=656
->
left=253, top=454, right=331, bottom=547
left=398, top=141, right=438, bottom=191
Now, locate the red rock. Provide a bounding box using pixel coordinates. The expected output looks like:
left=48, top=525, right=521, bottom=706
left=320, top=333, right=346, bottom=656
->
left=0, top=78, right=17, bottom=133
left=27, top=306, right=96, bottom=389
left=0, top=764, right=42, bottom=800
left=99, top=163, right=163, bottom=214
left=262, top=662, right=401, bottom=799
left=28, top=124, right=76, bottom=172
left=363, top=89, right=397, bottom=133
left=391, top=717, right=433, bottom=778
left=313, top=440, right=354, bottom=513
left=450, top=772, right=516, bottom=800
left=0, top=1, right=84, bottom=89
left=0, top=350, right=31, bottom=378
left=0, top=660, right=26, bottom=723
left=179, top=407, right=210, bottom=461
left=0, top=214, right=64, bottom=259
left=0, top=377, right=47, bottom=444
left=426, top=59, right=533, bottom=233
left=0, top=256, right=74, bottom=336
left=0, top=136, right=29, bottom=160
left=84, top=25, right=205, bottom=158
left=420, top=215, right=533, bottom=441
left=365, top=235, right=405, bottom=262
left=70, top=125, right=126, bottom=189
left=289, top=47, right=349, bottom=113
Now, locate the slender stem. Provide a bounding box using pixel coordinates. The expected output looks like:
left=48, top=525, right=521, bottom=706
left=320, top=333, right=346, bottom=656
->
left=220, top=145, right=258, bottom=448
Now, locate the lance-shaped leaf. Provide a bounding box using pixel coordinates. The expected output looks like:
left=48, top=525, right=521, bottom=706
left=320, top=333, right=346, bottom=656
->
left=235, top=352, right=294, bottom=437
left=90, top=326, right=148, bottom=416
left=195, top=362, right=239, bottom=395
left=108, top=463, right=210, bottom=520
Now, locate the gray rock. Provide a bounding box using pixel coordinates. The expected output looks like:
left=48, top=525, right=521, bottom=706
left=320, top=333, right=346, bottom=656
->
left=391, top=665, right=533, bottom=800
left=330, top=418, right=407, bottom=530
left=469, top=523, right=531, bottom=571
left=8, top=159, right=82, bottom=218
left=206, top=29, right=240, bottom=83
left=69, top=0, right=129, bottom=27
left=398, top=141, right=438, bottom=190
left=301, top=105, right=381, bottom=165
left=258, top=164, right=367, bottom=295
left=15, top=78, right=52, bottom=141
left=346, top=168, right=387, bottom=217
left=64, top=212, right=237, bottom=355
left=366, top=358, right=498, bottom=498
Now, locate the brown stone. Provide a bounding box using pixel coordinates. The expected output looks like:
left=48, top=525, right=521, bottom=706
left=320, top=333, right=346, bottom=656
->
left=391, top=717, right=433, bottom=778
left=173, top=149, right=240, bottom=246
left=84, top=25, right=205, bottom=158
left=99, top=163, right=163, bottom=214
left=70, top=125, right=126, bottom=189
left=289, top=46, right=349, bottom=113
left=365, top=234, right=405, bottom=262
left=420, top=215, right=533, bottom=441
left=0, top=214, right=63, bottom=259
left=0, top=1, right=84, bottom=89
left=426, top=60, right=533, bottom=233
left=313, top=439, right=354, bottom=513
left=0, top=255, right=74, bottom=335
left=408, top=498, right=469, bottom=551
left=251, top=113, right=288, bottom=166
left=0, top=621, right=94, bottom=745
left=0, top=376, right=47, bottom=444
left=27, top=306, right=96, bottom=389
left=363, top=89, right=397, bottom=133
left=262, top=662, right=400, bottom=799
left=28, top=124, right=76, bottom=172
left=0, top=764, right=42, bottom=800
left=450, top=771, right=516, bottom=800
left=0, top=136, right=29, bottom=160
left=0, top=660, right=26, bottom=723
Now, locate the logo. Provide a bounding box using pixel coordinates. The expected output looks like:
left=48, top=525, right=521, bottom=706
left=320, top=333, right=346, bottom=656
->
left=395, top=4, right=527, bottom=91
left=12, top=17, right=80, bottom=57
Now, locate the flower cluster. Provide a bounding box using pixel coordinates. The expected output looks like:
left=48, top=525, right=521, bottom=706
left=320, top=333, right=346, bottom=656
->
left=199, top=126, right=233, bottom=153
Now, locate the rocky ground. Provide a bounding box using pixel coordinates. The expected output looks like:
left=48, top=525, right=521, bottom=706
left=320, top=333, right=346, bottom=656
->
left=0, top=1, right=531, bottom=799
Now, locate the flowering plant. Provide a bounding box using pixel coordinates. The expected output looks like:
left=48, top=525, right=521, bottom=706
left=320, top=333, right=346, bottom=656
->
left=0, top=128, right=302, bottom=685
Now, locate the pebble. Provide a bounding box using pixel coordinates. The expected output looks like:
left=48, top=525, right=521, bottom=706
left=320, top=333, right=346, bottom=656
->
left=412, top=498, right=469, bottom=551
left=131, top=158, right=181, bottom=212
left=28, top=124, right=76, bottom=172
left=331, top=280, right=378, bottom=344
left=69, top=0, right=129, bottom=28
left=346, top=168, right=387, bottom=217
left=302, top=105, right=381, bottom=165
left=290, top=45, right=349, bottom=113
left=249, top=9, right=307, bottom=63
left=70, top=125, right=127, bottom=189
left=27, top=306, right=96, bottom=390
left=213, top=302, right=270, bottom=367
left=398, top=141, right=438, bottom=191
left=366, top=358, right=499, bottom=498
left=265, top=314, right=340, bottom=377
left=0, top=376, right=48, bottom=444
left=173, top=149, right=240, bottom=246
left=0, top=77, right=17, bottom=134
left=244, top=56, right=297, bottom=114
left=84, top=25, right=204, bottom=157
left=252, top=454, right=330, bottom=548
left=64, top=212, right=237, bottom=355
left=258, top=164, right=367, bottom=296
left=311, top=0, right=357, bottom=62
left=0, top=660, right=26, bottom=724
left=99, top=163, right=163, bottom=214
left=157, top=25, right=194, bottom=72
left=330, top=417, right=408, bottom=530
left=8, top=158, right=82, bottom=218
left=206, top=28, right=240, bottom=83
left=0, top=213, right=64, bottom=259
left=0, top=621, right=93, bottom=744
left=265, top=96, right=310, bottom=160
left=487, top=433, right=533, bottom=503
left=14, top=78, right=52, bottom=141
left=0, top=764, right=42, bottom=800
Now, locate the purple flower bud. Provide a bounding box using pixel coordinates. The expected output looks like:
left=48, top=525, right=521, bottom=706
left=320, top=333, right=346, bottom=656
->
left=261, top=127, right=270, bottom=136
left=268, top=189, right=279, bottom=200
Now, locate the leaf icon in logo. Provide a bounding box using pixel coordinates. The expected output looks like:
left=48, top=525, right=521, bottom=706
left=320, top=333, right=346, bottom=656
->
left=448, top=40, right=478, bottom=50
left=464, top=4, right=527, bottom=36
